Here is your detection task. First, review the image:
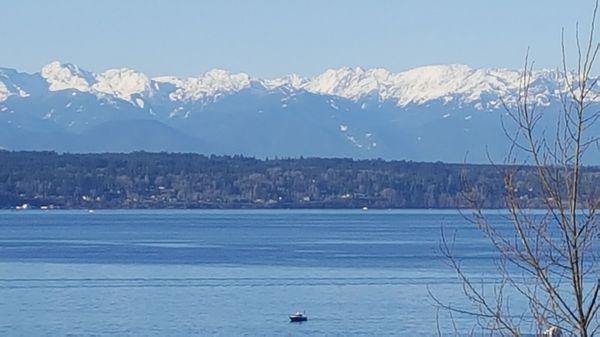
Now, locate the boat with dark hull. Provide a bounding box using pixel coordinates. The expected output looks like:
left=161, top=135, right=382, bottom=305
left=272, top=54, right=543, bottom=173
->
left=289, top=311, right=308, bottom=322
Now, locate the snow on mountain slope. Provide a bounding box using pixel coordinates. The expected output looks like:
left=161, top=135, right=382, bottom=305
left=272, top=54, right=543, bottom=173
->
left=388, top=65, right=515, bottom=105
left=41, top=61, right=94, bottom=92
left=0, top=62, right=599, bottom=162
left=0, top=69, right=31, bottom=102
left=40, top=61, right=151, bottom=103
left=154, top=69, right=250, bottom=102
left=301, top=64, right=560, bottom=107
left=303, top=67, right=392, bottom=100
left=261, top=73, right=307, bottom=90
left=11, top=61, right=570, bottom=108
left=0, top=81, right=9, bottom=102
left=92, top=68, right=151, bottom=102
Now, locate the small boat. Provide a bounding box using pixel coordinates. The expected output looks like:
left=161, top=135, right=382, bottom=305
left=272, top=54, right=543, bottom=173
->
left=15, top=203, right=29, bottom=211
left=289, top=311, right=308, bottom=322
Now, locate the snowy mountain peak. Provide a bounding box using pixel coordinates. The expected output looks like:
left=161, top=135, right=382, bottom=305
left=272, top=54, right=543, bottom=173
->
left=402, top=64, right=472, bottom=76
left=261, top=73, right=307, bottom=90
left=92, top=68, right=151, bottom=102
left=299, top=64, right=561, bottom=107
left=159, top=69, right=251, bottom=102
left=0, top=62, right=573, bottom=108
left=1, top=62, right=599, bottom=163
left=200, top=69, right=250, bottom=90
left=41, top=61, right=94, bottom=92
left=304, top=66, right=392, bottom=100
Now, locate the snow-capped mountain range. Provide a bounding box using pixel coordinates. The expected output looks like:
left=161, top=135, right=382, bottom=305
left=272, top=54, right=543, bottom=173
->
left=0, top=61, right=597, bottom=162
left=2, top=61, right=559, bottom=107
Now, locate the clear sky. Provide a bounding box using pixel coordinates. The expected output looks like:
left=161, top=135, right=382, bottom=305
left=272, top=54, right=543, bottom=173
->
left=0, top=0, right=597, bottom=78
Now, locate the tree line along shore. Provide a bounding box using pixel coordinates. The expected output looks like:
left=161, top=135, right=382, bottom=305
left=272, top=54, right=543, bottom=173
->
left=1, top=151, right=598, bottom=209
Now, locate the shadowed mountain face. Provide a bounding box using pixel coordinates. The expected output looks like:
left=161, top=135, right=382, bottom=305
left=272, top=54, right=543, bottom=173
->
left=1, top=62, right=599, bottom=163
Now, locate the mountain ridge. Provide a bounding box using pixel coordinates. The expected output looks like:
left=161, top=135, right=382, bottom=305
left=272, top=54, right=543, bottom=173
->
left=1, top=61, right=565, bottom=106
left=0, top=62, right=598, bottom=163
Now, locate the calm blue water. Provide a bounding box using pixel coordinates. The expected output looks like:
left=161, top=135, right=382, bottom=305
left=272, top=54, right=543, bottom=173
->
left=0, top=210, right=519, bottom=336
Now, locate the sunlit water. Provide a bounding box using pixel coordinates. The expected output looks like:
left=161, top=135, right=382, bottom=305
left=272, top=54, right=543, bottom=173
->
left=0, top=210, right=524, bottom=336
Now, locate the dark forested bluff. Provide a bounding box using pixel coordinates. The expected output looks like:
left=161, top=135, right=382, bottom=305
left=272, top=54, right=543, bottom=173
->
left=1, top=151, right=599, bottom=209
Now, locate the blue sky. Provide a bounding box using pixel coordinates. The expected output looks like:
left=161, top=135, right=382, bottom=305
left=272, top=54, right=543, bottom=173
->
left=0, top=0, right=597, bottom=77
